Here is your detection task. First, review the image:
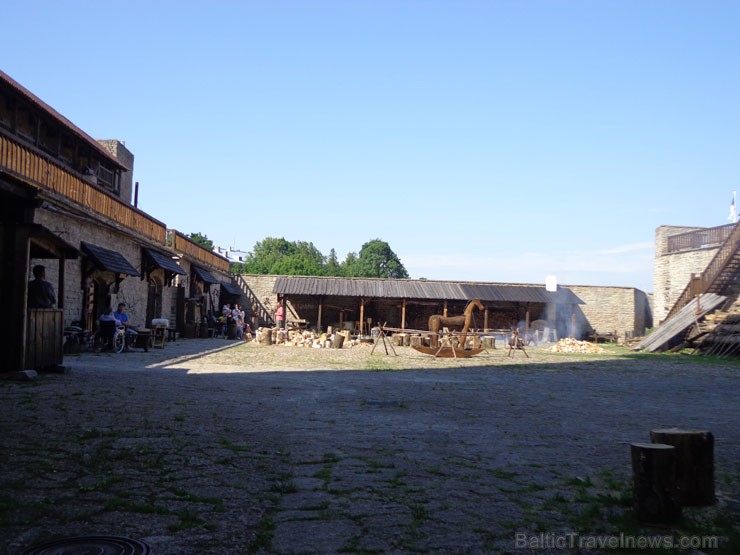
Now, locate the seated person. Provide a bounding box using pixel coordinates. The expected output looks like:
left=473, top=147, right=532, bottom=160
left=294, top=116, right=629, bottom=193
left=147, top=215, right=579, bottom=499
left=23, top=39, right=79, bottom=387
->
left=115, top=302, right=138, bottom=338
left=98, top=307, right=122, bottom=350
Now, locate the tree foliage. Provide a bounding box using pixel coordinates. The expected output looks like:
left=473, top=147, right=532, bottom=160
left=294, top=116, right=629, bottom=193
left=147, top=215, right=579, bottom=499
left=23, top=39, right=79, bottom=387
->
left=235, top=237, right=325, bottom=276
left=188, top=232, right=213, bottom=251
left=347, top=239, right=409, bottom=279
left=231, top=237, right=408, bottom=279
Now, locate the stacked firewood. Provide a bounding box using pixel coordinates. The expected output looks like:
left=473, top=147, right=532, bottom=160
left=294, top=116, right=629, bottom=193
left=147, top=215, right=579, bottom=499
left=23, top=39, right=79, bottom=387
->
left=255, top=328, right=363, bottom=348
left=546, top=338, right=607, bottom=354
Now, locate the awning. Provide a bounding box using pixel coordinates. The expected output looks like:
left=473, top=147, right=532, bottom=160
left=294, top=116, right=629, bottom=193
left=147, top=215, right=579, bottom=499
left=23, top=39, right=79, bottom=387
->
left=27, top=224, right=79, bottom=260
left=192, top=264, right=218, bottom=285
left=81, top=241, right=139, bottom=276
left=142, top=248, right=186, bottom=275
left=220, top=281, right=242, bottom=296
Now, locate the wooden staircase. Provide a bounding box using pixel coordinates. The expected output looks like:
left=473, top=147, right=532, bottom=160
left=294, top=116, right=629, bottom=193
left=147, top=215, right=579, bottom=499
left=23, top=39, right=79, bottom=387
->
left=663, top=222, right=740, bottom=322
left=234, top=275, right=275, bottom=327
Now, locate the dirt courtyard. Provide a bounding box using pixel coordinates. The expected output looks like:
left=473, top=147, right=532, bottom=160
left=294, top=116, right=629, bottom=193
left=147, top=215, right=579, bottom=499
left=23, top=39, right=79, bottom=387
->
left=1, top=338, right=739, bottom=554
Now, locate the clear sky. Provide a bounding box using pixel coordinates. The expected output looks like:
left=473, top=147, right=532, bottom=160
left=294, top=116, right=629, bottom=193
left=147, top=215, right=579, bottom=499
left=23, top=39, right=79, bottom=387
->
left=3, top=1, right=739, bottom=293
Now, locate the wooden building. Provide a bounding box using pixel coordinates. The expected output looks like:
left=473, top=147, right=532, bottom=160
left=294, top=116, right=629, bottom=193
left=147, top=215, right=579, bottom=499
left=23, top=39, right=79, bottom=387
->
left=266, top=276, right=585, bottom=339
left=0, top=70, right=236, bottom=373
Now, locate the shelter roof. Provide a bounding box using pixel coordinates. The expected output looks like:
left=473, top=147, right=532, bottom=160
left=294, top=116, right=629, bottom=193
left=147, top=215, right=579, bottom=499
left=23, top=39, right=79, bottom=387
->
left=273, top=276, right=583, bottom=304
left=192, top=265, right=218, bottom=285
left=220, top=281, right=243, bottom=295
left=142, top=248, right=186, bottom=275
left=81, top=242, right=138, bottom=276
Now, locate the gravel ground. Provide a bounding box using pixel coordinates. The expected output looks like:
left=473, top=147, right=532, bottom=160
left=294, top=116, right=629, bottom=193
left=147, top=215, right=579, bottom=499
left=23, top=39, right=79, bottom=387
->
left=1, top=338, right=739, bottom=554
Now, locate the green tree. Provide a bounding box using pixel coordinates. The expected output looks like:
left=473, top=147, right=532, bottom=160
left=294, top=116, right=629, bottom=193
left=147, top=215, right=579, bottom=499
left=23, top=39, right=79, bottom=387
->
left=325, top=248, right=343, bottom=276
left=188, top=232, right=213, bottom=251
left=241, top=237, right=326, bottom=275
left=348, top=239, right=409, bottom=279
left=341, top=251, right=358, bottom=276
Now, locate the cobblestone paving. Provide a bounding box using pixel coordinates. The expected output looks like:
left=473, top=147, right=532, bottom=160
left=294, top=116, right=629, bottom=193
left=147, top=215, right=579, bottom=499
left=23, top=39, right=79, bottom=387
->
left=1, top=339, right=738, bottom=554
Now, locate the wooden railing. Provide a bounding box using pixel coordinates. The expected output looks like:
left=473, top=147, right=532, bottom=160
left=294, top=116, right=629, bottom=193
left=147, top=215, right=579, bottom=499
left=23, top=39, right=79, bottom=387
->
left=667, top=224, right=735, bottom=253
left=235, top=274, right=274, bottom=326
left=169, top=230, right=230, bottom=273
left=0, top=133, right=166, bottom=244
left=663, top=222, right=740, bottom=321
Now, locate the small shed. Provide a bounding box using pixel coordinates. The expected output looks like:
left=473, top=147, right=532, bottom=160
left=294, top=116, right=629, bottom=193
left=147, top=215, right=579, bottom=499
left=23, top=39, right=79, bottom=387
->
left=273, top=276, right=584, bottom=338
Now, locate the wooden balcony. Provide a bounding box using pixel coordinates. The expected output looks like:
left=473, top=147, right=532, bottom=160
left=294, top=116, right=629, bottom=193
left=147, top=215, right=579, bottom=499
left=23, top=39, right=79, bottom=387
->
left=169, top=230, right=230, bottom=273
left=663, top=222, right=740, bottom=321
left=0, top=132, right=166, bottom=244
left=666, top=224, right=735, bottom=253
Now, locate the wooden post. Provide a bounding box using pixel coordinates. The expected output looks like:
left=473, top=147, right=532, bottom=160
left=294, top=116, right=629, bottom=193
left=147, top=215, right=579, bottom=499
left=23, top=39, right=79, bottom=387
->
left=484, top=306, right=489, bottom=330
left=339, top=310, right=344, bottom=331
left=401, top=299, right=406, bottom=330
left=317, top=299, right=323, bottom=333
left=443, top=300, right=448, bottom=317
left=650, top=428, right=715, bottom=506
left=359, top=299, right=365, bottom=336
left=631, top=442, right=681, bottom=526
left=57, top=256, right=65, bottom=309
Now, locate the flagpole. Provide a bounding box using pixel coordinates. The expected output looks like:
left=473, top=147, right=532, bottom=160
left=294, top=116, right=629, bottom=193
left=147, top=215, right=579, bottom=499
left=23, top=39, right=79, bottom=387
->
left=730, top=191, right=737, bottom=224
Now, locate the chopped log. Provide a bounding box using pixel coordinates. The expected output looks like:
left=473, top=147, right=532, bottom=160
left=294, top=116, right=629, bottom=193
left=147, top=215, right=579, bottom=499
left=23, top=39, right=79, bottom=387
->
left=331, top=333, right=345, bottom=349
left=482, top=336, right=495, bottom=349
left=391, top=334, right=404, bottom=347
left=631, top=442, right=681, bottom=526
left=263, top=328, right=273, bottom=345
left=650, top=428, right=715, bottom=506
left=410, top=335, right=422, bottom=347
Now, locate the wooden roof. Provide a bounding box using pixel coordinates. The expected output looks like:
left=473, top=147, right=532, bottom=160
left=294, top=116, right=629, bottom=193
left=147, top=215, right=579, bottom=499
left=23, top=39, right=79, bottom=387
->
left=81, top=241, right=138, bottom=276
left=273, top=276, right=583, bottom=304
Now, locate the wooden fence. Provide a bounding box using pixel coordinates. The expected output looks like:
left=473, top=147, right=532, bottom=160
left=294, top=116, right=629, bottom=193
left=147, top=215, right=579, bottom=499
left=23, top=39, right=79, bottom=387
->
left=26, top=309, right=63, bottom=369
left=0, top=133, right=167, bottom=244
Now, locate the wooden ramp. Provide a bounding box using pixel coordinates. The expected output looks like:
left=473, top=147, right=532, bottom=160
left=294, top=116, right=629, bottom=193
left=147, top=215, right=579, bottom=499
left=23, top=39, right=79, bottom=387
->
left=635, top=293, right=727, bottom=352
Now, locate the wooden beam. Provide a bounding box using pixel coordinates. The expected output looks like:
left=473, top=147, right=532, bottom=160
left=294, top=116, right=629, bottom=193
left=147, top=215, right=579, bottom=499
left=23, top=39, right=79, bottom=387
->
left=359, top=298, right=365, bottom=336
left=317, top=298, right=323, bottom=333
left=401, top=298, right=407, bottom=330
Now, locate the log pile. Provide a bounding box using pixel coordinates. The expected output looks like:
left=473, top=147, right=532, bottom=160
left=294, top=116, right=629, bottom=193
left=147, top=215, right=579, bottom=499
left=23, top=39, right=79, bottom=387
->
left=255, top=327, right=363, bottom=349
left=546, top=338, right=607, bottom=354
left=695, top=313, right=740, bottom=358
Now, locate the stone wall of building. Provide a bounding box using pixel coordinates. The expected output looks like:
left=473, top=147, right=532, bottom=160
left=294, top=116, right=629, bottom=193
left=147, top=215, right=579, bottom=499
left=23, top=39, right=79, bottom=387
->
left=32, top=205, right=229, bottom=331
left=566, top=285, right=652, bottom=341
left=653, top=226, right=720, bottom=324
left=33, top=206, right=150, bottom=328
left=239, top=274, right=294, bottom=321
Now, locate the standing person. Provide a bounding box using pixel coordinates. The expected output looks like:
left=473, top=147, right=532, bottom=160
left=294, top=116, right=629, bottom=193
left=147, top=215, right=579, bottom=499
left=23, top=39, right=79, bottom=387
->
left=274, top=298, right=284, bottom=329
left=232, top=304, right=244, bottom=339
left=27, top=264, right=56, bottom=308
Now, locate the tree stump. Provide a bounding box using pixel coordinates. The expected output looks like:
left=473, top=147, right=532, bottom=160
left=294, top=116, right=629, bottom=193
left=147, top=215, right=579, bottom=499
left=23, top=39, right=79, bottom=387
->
left=631, top=442, right=681, bottom=526
left=263, top=328, right=273, bottom=345
left=482, top=336, right=495, bottom=349
left=410, top=335, right=422, bottom=347
left=331, top=333, right=345, bottom=349
left=650, top=428, right=715, bottom=506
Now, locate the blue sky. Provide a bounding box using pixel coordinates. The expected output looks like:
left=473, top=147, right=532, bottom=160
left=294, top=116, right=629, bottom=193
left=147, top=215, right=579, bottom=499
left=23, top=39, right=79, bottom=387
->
left=3, top=1, right=739, bottom=292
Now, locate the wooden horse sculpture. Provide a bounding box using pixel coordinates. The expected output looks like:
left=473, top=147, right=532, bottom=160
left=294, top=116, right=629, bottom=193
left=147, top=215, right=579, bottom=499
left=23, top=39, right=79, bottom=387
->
left=428, top=299, right=484, bottom=349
